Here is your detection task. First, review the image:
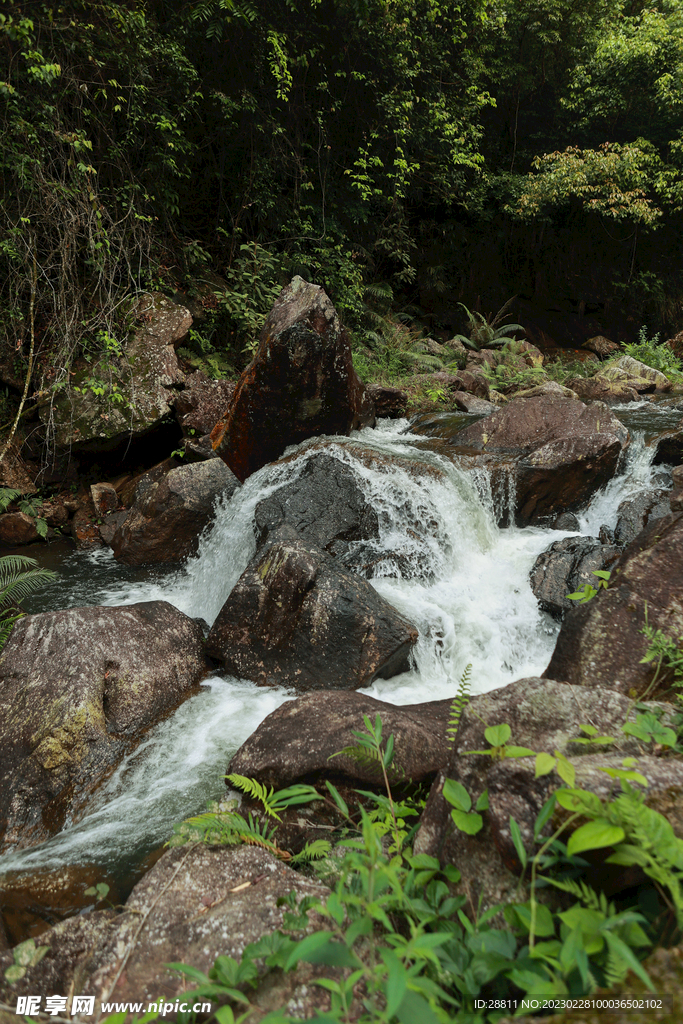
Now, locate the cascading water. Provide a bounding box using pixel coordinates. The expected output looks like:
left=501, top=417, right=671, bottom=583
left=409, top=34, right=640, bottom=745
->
left=0, top=401, right=676, bottom=877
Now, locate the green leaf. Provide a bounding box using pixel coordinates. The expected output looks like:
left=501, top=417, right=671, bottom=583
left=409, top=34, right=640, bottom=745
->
left=535, top=752, right=556, bottom=778
left=555, top=788, right=603, bottom=815
left=285, top=933, right=356, bottom=970
left=442, top=777, right=471, bottom=812
left=324, top=780, right=349, bottom=818
left=451, top=809, right=483, bottom=834
left=4, top=964, right=26, bottom=983
left=485, top=723, right=512, bottom=747
left=504, top=745, right=536, bottom=758
left=396, top=990, right=443, bottom=1024
left=381, top=948, right=408, bottom=1017
left=567, top=819, right=626, bottom=857
left=554, top=751, right=576, bottom=788
left=475, top=789, right=489, bottom=811
left=603, top=931, right=655, bottom=991
left=509, top=816, right=527, bottom=869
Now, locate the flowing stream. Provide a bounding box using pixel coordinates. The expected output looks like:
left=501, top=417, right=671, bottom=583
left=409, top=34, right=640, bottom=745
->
left=0, top=401, right=679, bottom=882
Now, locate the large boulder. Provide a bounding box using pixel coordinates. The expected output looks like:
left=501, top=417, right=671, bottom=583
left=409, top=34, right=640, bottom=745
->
left=0, top=602, right=206, bottom=853
left=565, top=376, right=639, bottom=404
left=229, top=690, right=452, bottom=789
left=211, top=277, right=374, bottom=482
left=110, top=460, right=239, bottom=565
left=0, top=845, right=332, bottom=1019
left=597, top=354, right=671, bottom=393
left=530, top=535, right=621, bottom=618
left=444, top=394, right=629, bottom=525
left=39, top=294, right=192, bottom=452
left=544, top=511, right=683, bottom=695
left=205, top=526, right=418, bottom=690
left=254, top=453, right=379, bottom=556
left=414, top=677, right=667, bottom=910
left=365, top=384, right=408, bottom=418
left=0, top=513, right=39, bottom=547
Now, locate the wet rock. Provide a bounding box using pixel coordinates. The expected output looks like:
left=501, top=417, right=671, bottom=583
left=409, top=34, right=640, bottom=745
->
left=671, top=465, right=683, bottom=511
left=0, top=513, right=39, bottom=546
left=229, top=690, right=452, bottom=789
left=544, top=511, right=683, bottom=695
left=551, top=511, right=580, bottom=531
left=0, top=846, right=332, bottom=1019
left=111, top=459, right=239, bottom=565
left=0, top=601, right=206, bottom=853
left=530, top=536, right=621, bottom=618
left=254, top=453, right=379, bottom=556
left=365, top=384, right=408, bottom=418
left=451, top=392, right=497, bottom=415
left=565, top=376, right=639, bottom=404
left=211, top=276, right=374, bottom=482
left=116, top=457, right=179, bottom=508
left=206, top=526, right=418, bottom=690
left=452, top=394, right=629, bottom=525
left=413, top=677, right=659, bottom=911
left=173, top=372, right=236, bottom=436
left=649, top=417, right=683, bottom=466
left=409, top=411, right=485, bottom=442
left=39, top=294, right=192, bottom=452
left=614, top=488, right=670, bottom=546
left=597, top=354, right=671, bottom=393
left=583, top=335, right=620, bottom=358
left=98, top=511, right=128, bottom=547
left=513, top=381, right=578, bottom=400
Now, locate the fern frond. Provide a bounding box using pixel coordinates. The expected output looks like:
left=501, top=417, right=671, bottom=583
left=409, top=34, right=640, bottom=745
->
left=225, top=774, right=282, bottom=820
left=0, top=488, right=21, bottom=513
left=0, top=567, right=57, bottom=611
left=290, top=840, right=332, bottom=864
left=447, top=663, right=472, bottom=746
left=604, top=948, right=629, bottom=989
left=332, top=743, right=384, bottom=776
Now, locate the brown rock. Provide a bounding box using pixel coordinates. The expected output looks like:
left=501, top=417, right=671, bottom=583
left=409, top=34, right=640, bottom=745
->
left=111, top=460, right=239, bottom=565
left=365, top=384, right=408, bottom=418
left=174, top=372, right=236, bottom=435
left=0, top=846, right=332, bottom=1020
left=0, top=512, right=38, bottom=546
left=649, top=417, right=683, bottom=466
left=206, top=526, right=418, bottom=690
left=90, top=482, right=119, bottom=516
left=71, top=496, right=102, bottom=549
left=452, top=394, right=629, bottom=525
left=211, top=276, right=374, bottom=482
left=116, top=457, right=178, bottom=509
left=614, top=488, right=671, bottom=545
left=0, top=601, right=206, bottom=853
left=544, top=511, right=683, bottom=695
left=583, top=335, right=620, bottom=358
left=229, top=690, right=452, bottom=789
left=530, top=536, right=621, bottom=618
left=566, top=376, right=639, bottom=404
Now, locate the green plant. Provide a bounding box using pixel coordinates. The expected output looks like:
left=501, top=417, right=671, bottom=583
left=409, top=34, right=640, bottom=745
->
left=3, top=938, right=49, bottom=985
left=452, top=299, right=524, bottom=352
left=566, top=570, right=611, bottom=604
left=625, top=328, right=683, bottom=380
left=447, top=663, right=472, bottom=746
left=0, top=553, right=56, bottom=650
left=640, top=620, right=683, bottom=689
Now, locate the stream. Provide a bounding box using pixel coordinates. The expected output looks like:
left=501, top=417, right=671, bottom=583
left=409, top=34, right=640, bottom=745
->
left=0, top=401, right=679, bottom=887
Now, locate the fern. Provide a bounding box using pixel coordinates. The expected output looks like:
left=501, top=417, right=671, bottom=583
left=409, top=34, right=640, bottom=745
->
left=290, top=839, right=332, bottom=864
left=447, top=663, right=472, bottom=747
left=226, top=774, right=283, bottom=819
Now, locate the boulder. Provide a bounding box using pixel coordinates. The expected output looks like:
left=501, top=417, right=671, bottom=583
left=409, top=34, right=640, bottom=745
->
left=671, top=465, right=683, bottom=511
left=530, top=536, right=621, bottom=618
left=71, top=495, right=102, bottom=550
left=649, top=418, right=683, bottom=466
left=0, top=846, right=332, bottom=1019
left=513, top=381, right=578, bottom=401
left=451, top=392, right=497, bottom=415
left=179, top=434, right=219, bottom=463
left=173, top=372, right=236, bottom=436
left=565, top=376, right=639, bottom=404
left=451, top=394, right=629, bottom=525
left=111, top=460, right=239, bottom=565
left=583, top=335, right=620, bottom=358
left=254, top=453, right=379, bottom=557
left=211, top=277, right=374, bottom=482
left=229, top=690, right=452, bottom=789
left=413, top=677, right=665, bottom=910
left=0, top=513, right=39, bottom=546
left=544, top=511, right=683, bottom=695
left=205, top=526, right=418, bottom=690
left=116, top=457, right=178, bottom=509
left=366, top=383, right=408, bottom=418
left=614, top=488, right=671, bottom=546
left=411, top=369, right=490, bottom=400
left=90, top=482, right=119, bottom=516
left=39, top=293, right=192, bottom=452
left=597, top=354, right=671, bottom=393
left=0, top=602, right=206, bottom=853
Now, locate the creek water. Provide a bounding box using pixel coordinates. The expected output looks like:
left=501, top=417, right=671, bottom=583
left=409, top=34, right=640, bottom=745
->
left=0, top=400, right=679, bottom=883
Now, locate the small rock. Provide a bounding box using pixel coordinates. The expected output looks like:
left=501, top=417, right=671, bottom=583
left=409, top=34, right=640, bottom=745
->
left=365, top=384, right=408, bottom=418
left=0, top=512, right=39, bottom=546
left=583, top=335, right=620, bottom=358
left=90, top=482, right=119, bottom=516
left=614, top=488, right=670, bottom=546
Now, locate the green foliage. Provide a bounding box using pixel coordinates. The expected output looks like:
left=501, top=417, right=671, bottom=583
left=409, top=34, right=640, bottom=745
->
left=452, top=300, right=524, bottom=352
left=3, top=937, right=49, bottom=985
left=625, top=328, right=683, bottom=380
left=566, top=570, right=611, bottom=604
left=447, top=663, right=472, bottom=746
left=0, top=553, right=56, bottom=651
left=640, top=619, right=683, bottom=688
